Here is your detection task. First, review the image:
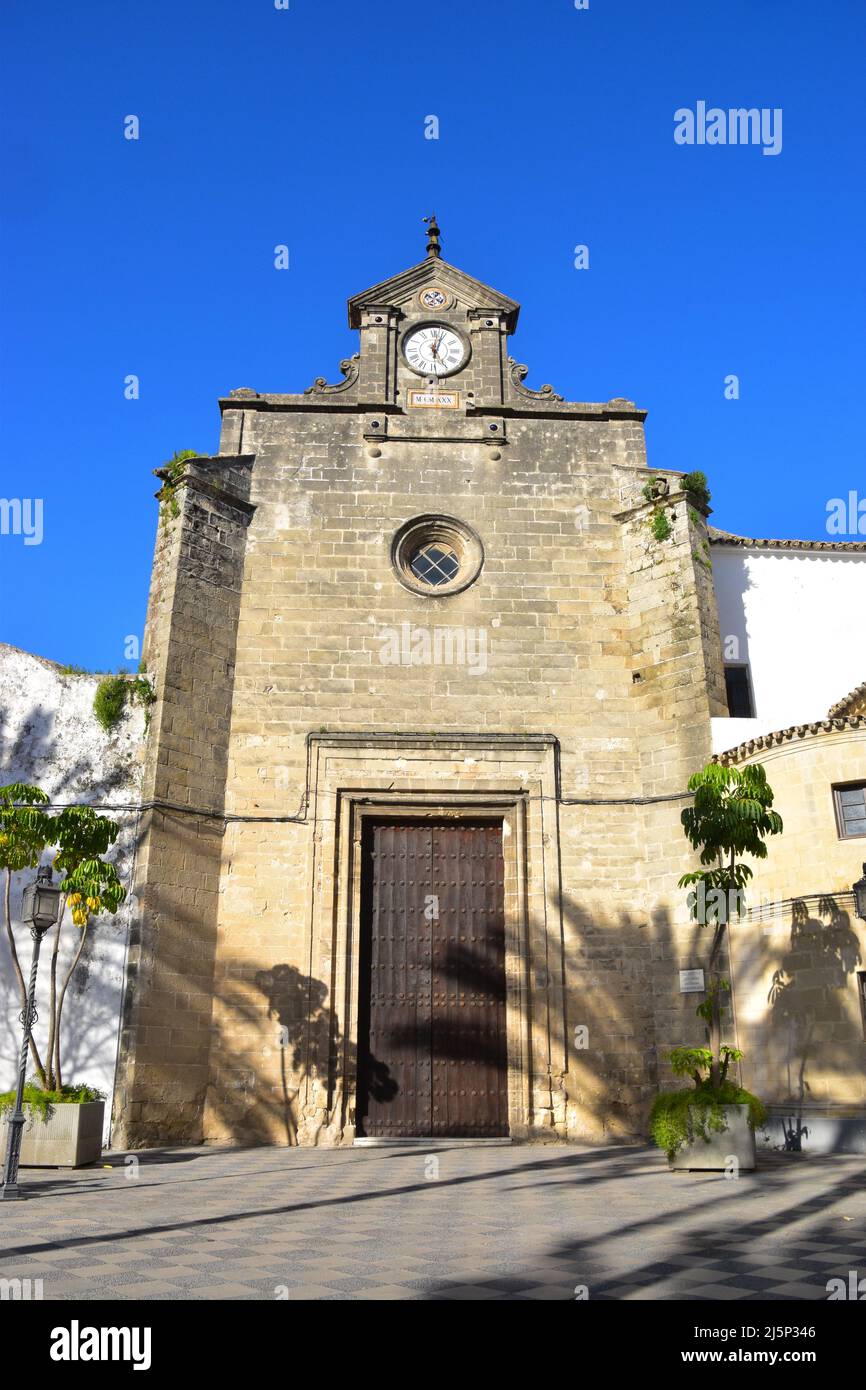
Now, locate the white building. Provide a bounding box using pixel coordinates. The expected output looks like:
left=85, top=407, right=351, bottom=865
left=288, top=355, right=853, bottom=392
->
left=710, top=529, right=866, bottom=752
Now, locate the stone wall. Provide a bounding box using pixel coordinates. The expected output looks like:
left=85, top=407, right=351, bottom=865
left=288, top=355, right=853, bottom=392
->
left=112, top=460, right=254, bottom=1148
left=111, top=252, right=863, bottom=1152
left=113, top=352, right=728, bottom=1148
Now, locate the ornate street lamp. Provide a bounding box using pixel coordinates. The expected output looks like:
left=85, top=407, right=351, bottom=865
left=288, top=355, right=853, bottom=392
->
left=2, top=866, right=63, bottom=1200
left=854, top=864, right=866, bottom=922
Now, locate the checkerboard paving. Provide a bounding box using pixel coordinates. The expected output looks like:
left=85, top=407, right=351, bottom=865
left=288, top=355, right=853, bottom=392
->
left=1, top=1144, right=863, bottom=1300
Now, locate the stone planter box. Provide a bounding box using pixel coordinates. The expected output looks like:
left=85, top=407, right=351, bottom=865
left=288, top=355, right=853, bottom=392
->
left=18, top=1100, right=104, bottom=1168
left=669, top=1102, right=756, bottom=1171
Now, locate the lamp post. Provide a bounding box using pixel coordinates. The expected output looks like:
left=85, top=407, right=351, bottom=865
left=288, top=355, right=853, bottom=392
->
left=854, top=864, right=866, bottom=922
left=2, top=866, right=63, bottom=1200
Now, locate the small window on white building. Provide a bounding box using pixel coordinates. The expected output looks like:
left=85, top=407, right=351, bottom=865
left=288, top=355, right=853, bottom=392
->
left=833, top=783, right=866, bottom=839
left=724, top=664, right=755, bottom=718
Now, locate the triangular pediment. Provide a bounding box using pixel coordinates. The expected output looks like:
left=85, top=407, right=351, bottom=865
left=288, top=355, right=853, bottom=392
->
left=347, top=257, right=520, bottom=331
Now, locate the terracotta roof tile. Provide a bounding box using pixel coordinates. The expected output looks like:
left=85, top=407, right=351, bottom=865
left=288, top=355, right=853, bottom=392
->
left=714, top=715, right=866, bottom=765
left=827, top=680, right=866, bottom=718
left=708, top=526, right=866, bottom=553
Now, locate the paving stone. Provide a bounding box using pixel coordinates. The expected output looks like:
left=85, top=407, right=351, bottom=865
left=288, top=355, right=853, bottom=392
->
left=687, top=1283, right=754, bottom=1300
left=766, top=1279, right=834, bottom=1298
left=110, top=1280, right=187, bottom=1298
left=5, top=1142, right=864, bottom=1301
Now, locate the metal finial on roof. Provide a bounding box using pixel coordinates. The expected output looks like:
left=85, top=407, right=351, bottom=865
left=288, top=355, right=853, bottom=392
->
left=423, top=214, right=441, bottom=259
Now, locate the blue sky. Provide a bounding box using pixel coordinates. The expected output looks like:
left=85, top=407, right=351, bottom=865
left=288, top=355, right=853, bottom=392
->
left=1, top=0, right=863, bottom=669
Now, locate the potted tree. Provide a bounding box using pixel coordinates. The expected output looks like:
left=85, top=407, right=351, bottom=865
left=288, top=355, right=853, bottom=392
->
left=651, top=1042, right=767, bottom=1169
left=0, top=783, right=125, bottom=1167
left=651, top=761, right=782, bottom=1170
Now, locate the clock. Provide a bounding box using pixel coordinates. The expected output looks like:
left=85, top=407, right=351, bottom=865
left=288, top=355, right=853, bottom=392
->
left=403, top=323, right=467, bottom=377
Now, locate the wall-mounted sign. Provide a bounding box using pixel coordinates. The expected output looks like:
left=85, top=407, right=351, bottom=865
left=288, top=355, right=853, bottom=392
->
left=679, top=968, right=705, bottom=993
left=407, top=389, right=460, bottom=409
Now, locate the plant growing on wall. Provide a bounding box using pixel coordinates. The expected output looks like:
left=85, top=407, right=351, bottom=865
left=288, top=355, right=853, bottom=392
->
left=93, top=668, right=155, bottom=731
left=678, top=761, right=783, bottom=1088
left=640, top=478, right=675, bottom=543
left=648, top=507, right=673, bottom=542
left=692, top=537, right=712, bottom=571
left=0, top=783, right=126, bottom=1092
left=681, top=470, right=712, bottom=512
left=154, top=448, right=197, bottom=525
left=93, top=675, right=127, bottom=729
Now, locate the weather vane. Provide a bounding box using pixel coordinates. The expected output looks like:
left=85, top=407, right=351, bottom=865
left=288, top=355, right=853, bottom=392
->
left=423, top=213, right=441, bottom=259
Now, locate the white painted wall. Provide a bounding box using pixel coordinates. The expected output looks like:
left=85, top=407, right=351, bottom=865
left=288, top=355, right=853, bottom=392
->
left=711, top=546, right=866, bottom=753
left=0, top=646, right=144, bottom=1142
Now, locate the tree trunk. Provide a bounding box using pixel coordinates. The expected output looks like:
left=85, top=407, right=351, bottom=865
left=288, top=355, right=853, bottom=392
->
left=3, top=868, right=48, bottom=1087
left=709, top=972, right=723, bottom=1090
left=44, top=897, right=65, bottom=1091
left=707, top=915, right=727, bottom=1092
left=54, top=914, right=87, bottom=1092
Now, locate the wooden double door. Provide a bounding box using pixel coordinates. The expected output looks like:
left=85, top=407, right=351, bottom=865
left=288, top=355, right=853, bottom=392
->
left=356, top=820, right=509, bottom=1138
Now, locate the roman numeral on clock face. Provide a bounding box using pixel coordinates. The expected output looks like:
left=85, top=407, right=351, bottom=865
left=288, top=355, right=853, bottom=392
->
left=403, top=324, right=465, bottom=376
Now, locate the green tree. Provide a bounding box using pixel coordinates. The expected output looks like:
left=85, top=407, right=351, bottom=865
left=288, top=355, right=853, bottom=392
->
left=678, top=762, right=783, bottom=1088
left=0, top=783, right=126, bottom=1090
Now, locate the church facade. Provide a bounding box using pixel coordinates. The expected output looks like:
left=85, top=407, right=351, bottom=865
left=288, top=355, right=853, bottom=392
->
left=92, top=224, right=865, bottom=1150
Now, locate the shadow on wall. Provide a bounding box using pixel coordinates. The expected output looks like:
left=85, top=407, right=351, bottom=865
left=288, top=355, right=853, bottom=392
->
left=255, top=964, right=331, bottom=1145
left=198, top=895, right=714, bottom=1149
left=0, top=697, right=133, bottom=803
left=559, top=893, right=713, bottom=1140
left=199, top=958, right=398, bottom=1148
left=253, top=964, right=398, bottom=1144
left=766, top=896, right=863, bottom=1151
left=714, top=548, right=756, bottom=692
left=0, top=700, right=138, bottom=1103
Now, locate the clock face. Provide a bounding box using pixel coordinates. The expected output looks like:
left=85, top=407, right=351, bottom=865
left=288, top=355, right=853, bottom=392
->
left=403, top=324, right=466, bottom=377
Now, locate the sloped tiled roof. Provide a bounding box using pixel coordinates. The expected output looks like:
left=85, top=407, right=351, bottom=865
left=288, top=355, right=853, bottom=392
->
left=715, top=715, right=866, bottom=765
left=828, top=680, right=866, bottom=718
left=708, top=526, right=866, bottom=553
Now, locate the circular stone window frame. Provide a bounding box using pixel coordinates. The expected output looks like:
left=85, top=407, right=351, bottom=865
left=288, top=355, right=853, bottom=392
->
left=399, top=320, right=472, bottom=379
left=416, top=285, right=456, bottom=312
left=391, top=514, right=485, bottom=598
